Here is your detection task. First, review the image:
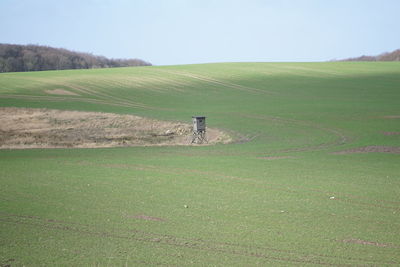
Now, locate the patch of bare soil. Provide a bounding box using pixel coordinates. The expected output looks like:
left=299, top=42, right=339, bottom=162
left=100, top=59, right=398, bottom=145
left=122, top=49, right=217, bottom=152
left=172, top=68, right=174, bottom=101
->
left=332, top=146, right=400, bottom=154
left=342, top=238, right=397, bottom=248
left=383, top=132, right=400, bottom=136
left=45, top=89, right=79, bottom=96
left=0, top=107, right=232, bottom=149
left=257, top=156, right=296, bottom=160
left=382, top=115, right=400, bottom=119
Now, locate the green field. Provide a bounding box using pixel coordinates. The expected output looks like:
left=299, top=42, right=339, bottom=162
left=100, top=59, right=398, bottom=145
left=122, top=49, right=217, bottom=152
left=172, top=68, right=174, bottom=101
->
left=1, top=62, right=400, bottom=266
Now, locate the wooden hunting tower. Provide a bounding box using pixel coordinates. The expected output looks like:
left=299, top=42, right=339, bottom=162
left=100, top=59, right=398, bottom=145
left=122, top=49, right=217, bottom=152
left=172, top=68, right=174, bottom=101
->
left=191, top=116, right=207, bottom=144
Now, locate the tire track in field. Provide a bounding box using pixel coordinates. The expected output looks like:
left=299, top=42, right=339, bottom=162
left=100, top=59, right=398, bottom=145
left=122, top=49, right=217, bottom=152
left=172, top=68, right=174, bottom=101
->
left=79, top=77, right=166, bottom=93
left=229, top=112, right=349, bottom=151
left=0, top=94, right=173, bottom=111
left=65, top=79, right=175, bottom=110
left=59, top=82, right=169, bottom=111
left=146, top=75, right=190, bottom=87
left=85, top=77, right=151, bottom=91
left=1, top=213, right=395, bottom=266
left=159, top=70, right=276, bottom=95
left=3, top=75, right=171, bottom=111
left=0, top=94, right=147, bottom=109
left=81, top=75, right=186, bottom=93
left=105, top=75, right=188, bottom=93
left=139, top=76, right=187, bottom=92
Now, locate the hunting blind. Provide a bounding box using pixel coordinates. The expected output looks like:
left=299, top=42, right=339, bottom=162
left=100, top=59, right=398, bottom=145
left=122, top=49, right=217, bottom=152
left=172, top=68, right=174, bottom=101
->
left=191, top=116, right=207, bottom=144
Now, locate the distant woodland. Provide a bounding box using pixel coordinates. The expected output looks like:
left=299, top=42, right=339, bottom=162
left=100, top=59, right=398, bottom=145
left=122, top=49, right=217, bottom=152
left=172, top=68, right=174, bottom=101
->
left=0, top=44, right=151, bottom=72
left=340, top=49, right=400, bottom=61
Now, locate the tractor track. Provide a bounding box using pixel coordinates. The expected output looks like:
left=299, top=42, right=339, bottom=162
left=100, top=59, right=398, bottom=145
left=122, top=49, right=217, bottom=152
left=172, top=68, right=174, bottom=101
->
left=1, top=213, right=396, bottom=266
left=159, top=70, right=276, bottom=95
left=230, top=112, right=350, bottom=151
left=0, top=94, right=173, bottom=111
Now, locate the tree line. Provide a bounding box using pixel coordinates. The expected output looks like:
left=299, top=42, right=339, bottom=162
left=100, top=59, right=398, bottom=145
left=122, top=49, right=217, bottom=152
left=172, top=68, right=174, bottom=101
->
left=0, top=43, right=151, bottom=73
left=340, top=49, right=400, bottom=61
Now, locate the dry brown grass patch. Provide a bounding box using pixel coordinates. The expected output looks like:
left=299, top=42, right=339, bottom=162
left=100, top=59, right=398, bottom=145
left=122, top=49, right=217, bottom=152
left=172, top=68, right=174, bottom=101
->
left=0, top=107, right=232, bottom=149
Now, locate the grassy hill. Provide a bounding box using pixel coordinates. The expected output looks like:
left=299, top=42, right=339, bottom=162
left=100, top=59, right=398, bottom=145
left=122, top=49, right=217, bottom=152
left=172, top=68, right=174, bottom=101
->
left=1, top=62, right=400, bottom=266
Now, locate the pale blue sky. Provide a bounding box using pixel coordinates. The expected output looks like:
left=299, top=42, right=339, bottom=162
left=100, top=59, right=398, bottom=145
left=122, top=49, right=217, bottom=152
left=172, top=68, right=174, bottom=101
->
left=1, top=0, right=399, bottom=65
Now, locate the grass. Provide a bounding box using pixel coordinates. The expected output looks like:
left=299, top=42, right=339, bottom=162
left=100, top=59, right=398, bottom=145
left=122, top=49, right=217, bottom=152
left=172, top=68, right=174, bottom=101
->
left=1, top=62, right=400, bottom=266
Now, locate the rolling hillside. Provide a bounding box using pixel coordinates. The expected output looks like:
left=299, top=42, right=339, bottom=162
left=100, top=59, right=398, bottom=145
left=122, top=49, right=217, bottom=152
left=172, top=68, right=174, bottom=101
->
left=1, top=62, right=400, bottom=266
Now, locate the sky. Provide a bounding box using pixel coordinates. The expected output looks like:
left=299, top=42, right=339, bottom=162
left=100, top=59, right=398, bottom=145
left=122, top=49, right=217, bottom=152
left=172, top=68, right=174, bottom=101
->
left=1, top=0, right=399, bottom=65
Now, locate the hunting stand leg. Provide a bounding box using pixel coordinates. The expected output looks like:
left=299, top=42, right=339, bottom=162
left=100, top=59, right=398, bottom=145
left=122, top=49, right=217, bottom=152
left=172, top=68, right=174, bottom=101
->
left=191, top=130, right=208, bottom=144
